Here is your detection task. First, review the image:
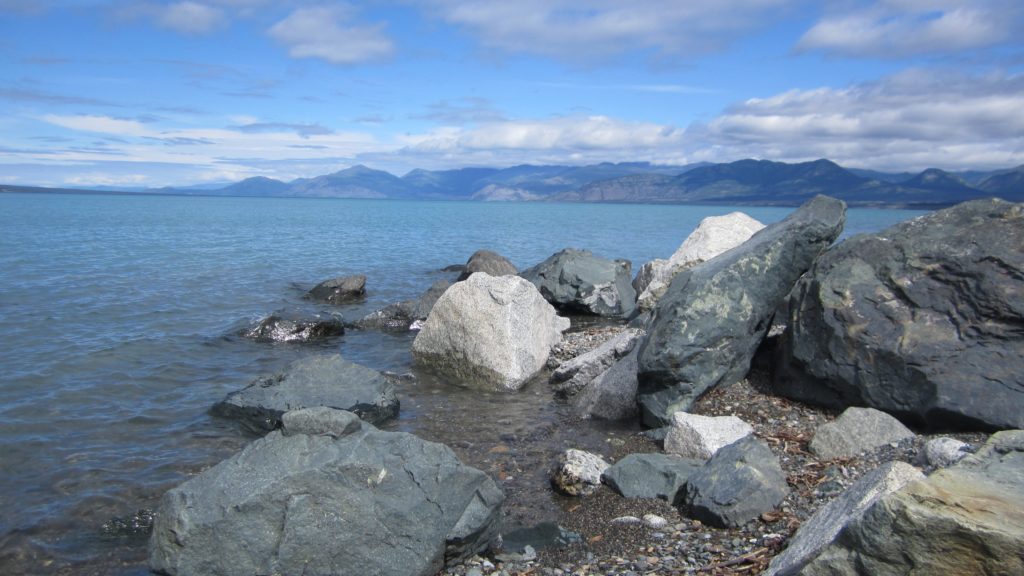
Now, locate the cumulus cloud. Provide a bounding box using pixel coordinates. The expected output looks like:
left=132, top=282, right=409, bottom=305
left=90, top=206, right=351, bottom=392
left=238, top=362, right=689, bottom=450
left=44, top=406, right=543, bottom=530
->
left=798, top=0, right=1022, bottom=57
left=415, top=0, right=794, bottom=62
left=692, top=70, right=1024, bottom=170
left=268, top=5, right=394, bottom=64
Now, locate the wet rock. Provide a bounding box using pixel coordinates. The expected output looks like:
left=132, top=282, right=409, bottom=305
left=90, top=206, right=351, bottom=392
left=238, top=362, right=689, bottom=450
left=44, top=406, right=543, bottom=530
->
left=521, top=248, right=636, bottom=317
left=924, top=437, right=972, bottom=468
left=412, top=273, right=569, bottom=390
left=634, top=212, right=765, bottom=312
left=682, top=435, right=788, bottom=528
left=664, top=412, right=753, bottom=460
left=776, top=198, right=1024, bottom=431
left=552, top=449, right=609, bottom=496
left=149, top=409, right=504, bottom=576
left=809, top=407, right=915, bottom=460
left=601, top=453, right=702, bottom=501
left=457, top=249, right=517, bottom=281
left=356, top=280, right=450, bottom=331
left=102, top=509, right=155, bottom=537
left=764, top=461, right=924, bottom=576
left=638, top=195, right=845, bottom=426
left=307, top=274, right=366, bottom=304
left=211, top=354, right=399, bottom=433
left=798, top=430, right=1024, bottom=575
left=240, top=310, right=345, bottom=342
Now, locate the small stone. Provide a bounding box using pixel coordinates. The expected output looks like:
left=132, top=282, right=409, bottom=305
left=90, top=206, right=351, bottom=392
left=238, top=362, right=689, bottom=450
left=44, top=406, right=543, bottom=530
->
left=664, top=412, right=753, bottom=460
left=611, top=516, right=642, bottom=525
left=552, top=449, right=609, bottom=496
left=643, top=514, right=668, bottom=529
left=924, top=436, right=971, bottom=468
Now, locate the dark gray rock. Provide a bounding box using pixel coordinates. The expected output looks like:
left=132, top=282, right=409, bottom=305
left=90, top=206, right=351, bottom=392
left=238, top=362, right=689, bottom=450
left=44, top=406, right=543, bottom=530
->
left=521, top=248, right=636, bottom=317
left=797, top=430, right=1024, bottom=575
left=572, top=344, right=641, bottom=420
left=307, top=274, right=366, bottom=304
left=211, top=354, right=399, bottom=432
left=457, top=249, right=517, bottom=281
left=148, top=409, right=504, bottom=576
left=682, top=435, right=788, bottom=528
left=775, top=198, right=1024, bottom=431
left=602, top=453, right=703, bottom=501
left=637, top=195, right=846, bottom=426
left=240, top=310, right=345, bottom=342
left=356, top=280, right=451, bottom=331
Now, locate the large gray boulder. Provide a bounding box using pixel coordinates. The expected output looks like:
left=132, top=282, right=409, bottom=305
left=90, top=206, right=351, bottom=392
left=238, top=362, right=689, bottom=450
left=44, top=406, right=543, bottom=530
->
left=764, top=461, right=924, bottom=576
left=551, top=328, right=644, bottom=420
left=149, top=408, right=504, bottom=576
left=457, top=249, right=517, bottom=281
left=356, top=280, right=450, bottom=331
left=681, top=435, right=788, bottom=528
left=602, top=453, right=703, bottom=501
left=637, top=195, right=846, bottom=426
left=240, top=310, right=345, bottom=342
left=211, top=354, right=399, bottom=432
left=307, top=274, right=366, bottom=304
left=796, top=430, right=1024, bottom=575
left=634, top=212, right=765, bottom=311
left=521, top=248, right=636, bottom=317
left=809, top=407, right=916, bottom=460
left=775, top=198, right=1024, bottom=430
left=412, top=273, right=569, bottom=390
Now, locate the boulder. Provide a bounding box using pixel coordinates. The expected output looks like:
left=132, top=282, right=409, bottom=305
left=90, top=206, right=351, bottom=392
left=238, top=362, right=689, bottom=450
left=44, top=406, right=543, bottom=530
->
left=775, top=198, right=1024, bottom=430
left=601, top=453, right=703, bottom=501
left=637, top=195, right=846, bottom=426
left=551, top=328, right=643, bottom=395
left=764, top=461, right=924, bottom=576
left=211, top=354, right=399, bottom=432
left=356, top=280, right=450, bottom=331
left=552, top=449, right=609, bottom=496
left=571, top=344, right=641, bottom=420
left=797, top=430, right=1024, bottom=575
left=457, top=249, right=517, bottom=281
left=412, top=273, right=569, bottom=390
left=681, top=435, right=788, bottom=528
left=924, top=437, right=972, bottom=468
left=307, top=274, right=366, bottom=304
left=149, top=409, right=504, bottom=576
left=240, top=310, right=345, bottom=342
left=521, top=248, right=636, bottom=317
left=664, top=412, right=754, bottom=460
left=634, top=212, right=765, bottom=311
left=809, top=407, right=916, bottom=460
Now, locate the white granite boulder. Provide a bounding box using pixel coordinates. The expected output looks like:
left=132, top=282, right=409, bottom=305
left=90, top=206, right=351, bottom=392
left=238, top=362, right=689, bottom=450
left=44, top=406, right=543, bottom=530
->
left=412, top=273, right=569, bottom=390
left=552, top=449, right=610, bottom=496
left=664, top=412, right=753, bottom=460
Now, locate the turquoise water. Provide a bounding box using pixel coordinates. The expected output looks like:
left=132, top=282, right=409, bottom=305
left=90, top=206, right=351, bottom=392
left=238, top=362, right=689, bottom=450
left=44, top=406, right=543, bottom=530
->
left=0, top=193, right=926, bottom=574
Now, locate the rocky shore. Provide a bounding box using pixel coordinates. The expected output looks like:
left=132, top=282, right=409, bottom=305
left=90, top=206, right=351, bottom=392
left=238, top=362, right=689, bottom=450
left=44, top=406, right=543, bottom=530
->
left=147, top=196, right=1023, bottom=576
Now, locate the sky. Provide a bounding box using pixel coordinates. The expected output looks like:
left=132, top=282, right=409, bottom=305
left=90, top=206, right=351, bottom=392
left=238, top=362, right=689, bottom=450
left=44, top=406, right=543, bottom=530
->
left=1, top=0, right=1023, bottom=188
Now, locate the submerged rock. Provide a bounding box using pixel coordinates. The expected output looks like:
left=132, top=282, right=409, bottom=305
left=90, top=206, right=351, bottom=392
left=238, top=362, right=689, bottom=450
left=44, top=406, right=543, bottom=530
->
left=457, top=249, right=517, bottom=281
left=776, top=198, right=1024, bottom=431
left=240, top=310, right=345, bottom=342
left=637, top=195, right=845, bottom=426
left=149, top=408, right=504, bottom=576
left=412, top=273, right=568, bottom=390
left=521, top=248, right=636, bottom=317
left=356, top=280, right=450, bottom=331
left=307, top=274, right=366, bottom=304
left=211, top=354, right=399, bottom=432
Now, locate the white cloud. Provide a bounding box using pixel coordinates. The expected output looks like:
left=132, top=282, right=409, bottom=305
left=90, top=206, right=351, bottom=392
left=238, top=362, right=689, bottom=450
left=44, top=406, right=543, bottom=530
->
left=268, top=5, right=394, bottom=64
left=157, top=1, right=224, bottom=34
left=692, top=70, right=1024, bottom=170
left=798, top=1, right=1021, bottom=57
left=416, top=0, right=794, bottom=62
left=42, top=114, right=152, bottom=137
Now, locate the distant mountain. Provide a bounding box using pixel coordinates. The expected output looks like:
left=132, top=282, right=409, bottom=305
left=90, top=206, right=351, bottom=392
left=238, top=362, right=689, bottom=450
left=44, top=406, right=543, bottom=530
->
left=212, top=176, right=289, bottom=197
left=288, top=165, right=410, bottom=198
left=978, top=165, right=1024, bottom=201
left=847, top=168, right=916, bottom=183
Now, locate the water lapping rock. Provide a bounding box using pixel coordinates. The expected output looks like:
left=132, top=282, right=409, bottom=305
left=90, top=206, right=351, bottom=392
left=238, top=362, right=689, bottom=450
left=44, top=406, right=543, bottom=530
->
left=149, top=408, right=504, bottom=576
left=638, top=195, right=846, bottom=426
left=240, top=310, right=345, bottom=342
left=775, top=198, right=1024, bottom=430
left=306, top=273, right=366, bottom=304
left=412, top=273, right=569, bottom=390
left=211, top=354, right=399, bottom=432
left=356, top=279, right=451, bottom=331
left=521, top=248, right=636, bottom=317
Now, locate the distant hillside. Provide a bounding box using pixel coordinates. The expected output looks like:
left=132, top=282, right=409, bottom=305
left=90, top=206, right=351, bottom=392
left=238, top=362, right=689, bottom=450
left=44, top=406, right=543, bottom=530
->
left=5, top=159, right=1022, bottom=207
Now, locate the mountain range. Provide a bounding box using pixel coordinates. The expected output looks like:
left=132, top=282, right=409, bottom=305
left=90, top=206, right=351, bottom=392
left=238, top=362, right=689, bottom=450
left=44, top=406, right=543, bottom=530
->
left=4, top=159, right=1022, bottom=208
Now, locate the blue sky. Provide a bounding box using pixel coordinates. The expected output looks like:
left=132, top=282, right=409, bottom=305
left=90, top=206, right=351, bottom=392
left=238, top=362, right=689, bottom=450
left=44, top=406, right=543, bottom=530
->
left=1, top=0, right=1022, bottom=187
